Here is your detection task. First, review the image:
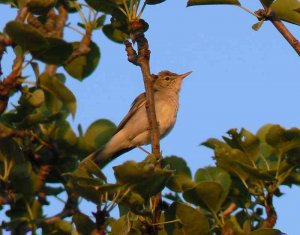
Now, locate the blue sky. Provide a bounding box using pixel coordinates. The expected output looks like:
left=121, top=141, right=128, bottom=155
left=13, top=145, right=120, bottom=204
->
left=1, top=0, right=300, bottom=234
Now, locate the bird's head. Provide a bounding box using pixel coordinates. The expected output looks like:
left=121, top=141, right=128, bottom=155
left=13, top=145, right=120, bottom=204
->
left=153, top=70, right=192, bottom=93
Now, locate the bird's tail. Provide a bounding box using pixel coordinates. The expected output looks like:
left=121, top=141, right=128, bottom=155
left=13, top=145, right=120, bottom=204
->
left=78, top=146, right=135, bottom=171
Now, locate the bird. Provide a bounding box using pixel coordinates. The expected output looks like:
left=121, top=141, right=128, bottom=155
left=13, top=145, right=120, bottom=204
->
left=81, top=70, right=192, bottom=168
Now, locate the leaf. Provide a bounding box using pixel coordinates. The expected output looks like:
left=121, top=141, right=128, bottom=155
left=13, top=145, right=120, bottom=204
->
left=195, top=167, right=231, bottom=203
left=163, top=156, right=192, bottom=177
left=164, top=202, right=210, bottom=235
left=84, top=119, right=116, bottom=150
left=260, top=0, right=275, bottom=8
left=271, top=0, right=300, bottom=26
left=223, top=128, right=260, bottom=162
left=52, top=120, right=77, bottom=147
left=85, top=0, right=120, bottom=14
left=28, top=89, right=45, bottom=107
left=114, top=160, right=173, bottom=198
left=39, top=73, right=77, bottom=118
left=163, top=156, right=195, bottom=192
left=183, top=182, right=224, bottom=213
left=147, top=0, right=166, bottom=5
left=31, top=38, right=73, bottom=65
left=63, top=41, right=100, bottom=80
left=252, top=20, right=265, bottom=31
left=103, top=24, right=130, bottom=43
left=4, top=21, right=48, bottom=51
left=187, top=0, right=240, bottom=7
left=72, top=212, right=95, bottom=235
left=96, top=15, right=106, bottom=28
left=111, top=215, right=131, bottom=235
left=248, top=228, right=283, bottom=235
left=0, top=138, right=23, bottom=163
left=265, top=125, right=300, bottom=152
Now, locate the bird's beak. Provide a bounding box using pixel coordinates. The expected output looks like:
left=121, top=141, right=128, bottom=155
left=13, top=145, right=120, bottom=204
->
left=179, top=71, right=192, bottom=80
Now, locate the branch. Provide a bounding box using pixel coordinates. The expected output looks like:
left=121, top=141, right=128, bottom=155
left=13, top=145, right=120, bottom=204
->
left=40, top=191, right=78, bottom=225
left=0, top=2, right=30, bottom=114
left=222, top=202, right=238, bottom=217
left=125, top=19, right=162, bottom=233
left=262, top=191, right=277, bottom=228
left=125, top=19, right=161, bottom=158
left=45, top=5, right=68, bottom=76
left=255, top=9, right=300, bottom=56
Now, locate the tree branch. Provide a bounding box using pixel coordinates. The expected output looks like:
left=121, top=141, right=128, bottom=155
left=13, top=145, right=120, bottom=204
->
left=262, top=192, right=277, bottom=228
left=45, top=5, right=68, bottom=76
left=125, top=20, right=161, bottom=158
left=255, top=9, right=300, bottom=56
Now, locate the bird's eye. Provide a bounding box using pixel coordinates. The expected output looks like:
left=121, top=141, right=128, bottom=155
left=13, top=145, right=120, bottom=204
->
left=165, top=77, right=170, bottom=81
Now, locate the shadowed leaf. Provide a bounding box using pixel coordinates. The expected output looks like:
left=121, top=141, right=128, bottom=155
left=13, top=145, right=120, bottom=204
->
left=4, top=21, right=48, bottom=51
left=64, top=41, right=100, bottom=80
left=187, top=0, right=240, bottom=6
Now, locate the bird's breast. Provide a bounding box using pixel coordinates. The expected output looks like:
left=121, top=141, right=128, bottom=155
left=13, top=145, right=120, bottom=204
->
left=155, top=92, right=179, bottom=138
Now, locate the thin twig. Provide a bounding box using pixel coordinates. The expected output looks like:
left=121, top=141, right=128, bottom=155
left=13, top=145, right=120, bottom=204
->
left=238, top=5, right=257, bottom=17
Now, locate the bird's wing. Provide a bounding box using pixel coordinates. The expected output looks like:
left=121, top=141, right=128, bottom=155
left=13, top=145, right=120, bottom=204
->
left=116, top=92, right=146, bottom=132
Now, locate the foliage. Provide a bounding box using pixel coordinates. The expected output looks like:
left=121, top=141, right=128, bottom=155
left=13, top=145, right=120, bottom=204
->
left=0, top=0, right=299, bottom=234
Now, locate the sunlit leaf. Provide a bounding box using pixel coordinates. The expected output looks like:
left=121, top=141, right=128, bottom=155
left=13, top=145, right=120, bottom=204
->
left=260, top=0, right=275, bottom=8
left=271, top=0, right=300, bottom=26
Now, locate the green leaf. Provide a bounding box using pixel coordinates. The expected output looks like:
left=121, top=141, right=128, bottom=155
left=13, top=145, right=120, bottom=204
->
left=183, top=182, right=224, bottom=213
left=52, top=120, right=77, bottom=146
left=27, top=89, right=45, bottom=107
left=114, top=160, right=173, bottom=198
left=252, top=20, right=265, bottom=31
left=31, top=38, right=73, bottom=65
left=72, top=212, right=95, bottom=235
left=260, top=0, right=275, bottom=8
left=0, top=138, right=23, bottom=163
left=163, top=156, right=192, bottom=177
left=103, top=24, right=129, bottom=43
left=164, top=202, right=210, bottom=235
left=39, top=73, right=77, bottom=118
left=96, top=15, right=106, bottom=28
left=84, top=119, right=116, bottom=150
left=195, top=167, right=231, bottom=203
left=248, top=228, right=283, bottom=235
left=85, top=0, right=120, bottom=13
left=187, top=0, right=240, bottom=7
left=223, top=128, right=260, bottom=162
left=147, top=0, right=166, bottom=5
left=266, top=125, right=300, bottom=152
left=111, top=215, right=131, bottom=235
left=63, top=41, right=100, bottom=80
left=4, top=21, right=48, bottom=51
left=163, top=156, right=195, bottom=192
left=271, top=0, right=300, bottom=26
